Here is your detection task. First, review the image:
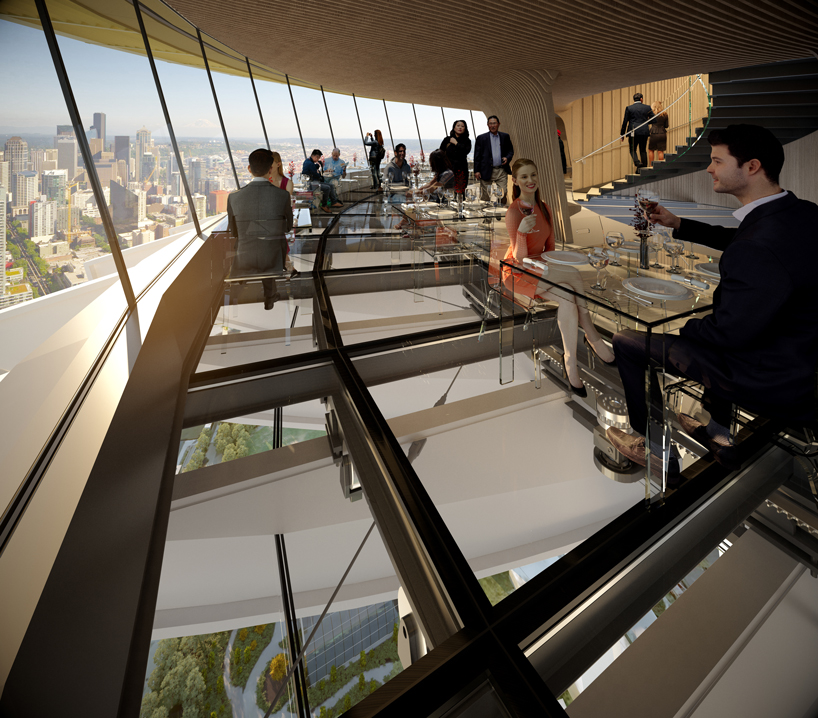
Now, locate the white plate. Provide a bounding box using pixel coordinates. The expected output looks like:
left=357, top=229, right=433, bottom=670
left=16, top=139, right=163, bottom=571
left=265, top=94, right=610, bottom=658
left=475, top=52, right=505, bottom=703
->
left=543, top=250, right=589, bottom=265
left=622, top=276, right=690, bottom=300
left=695, top=261, right=720, bottom=279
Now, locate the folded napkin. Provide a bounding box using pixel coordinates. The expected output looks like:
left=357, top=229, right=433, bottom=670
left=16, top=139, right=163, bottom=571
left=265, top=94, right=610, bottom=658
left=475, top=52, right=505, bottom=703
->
left=522, top=257, right=549, bottom=273
left=669, top=275, right=709, bottom=290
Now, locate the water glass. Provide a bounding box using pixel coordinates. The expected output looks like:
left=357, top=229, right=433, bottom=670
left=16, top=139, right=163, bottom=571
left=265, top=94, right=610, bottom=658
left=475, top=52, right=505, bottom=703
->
left=588, top=249, right=609, bottom=290
left=663, top=237, right=685, bottom=274
left=605, top=232, right=624, bottom=265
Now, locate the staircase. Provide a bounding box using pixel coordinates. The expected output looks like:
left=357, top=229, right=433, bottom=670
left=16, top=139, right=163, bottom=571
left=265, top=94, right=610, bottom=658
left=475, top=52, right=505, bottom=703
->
left=592, top=57, right=818, bottom=197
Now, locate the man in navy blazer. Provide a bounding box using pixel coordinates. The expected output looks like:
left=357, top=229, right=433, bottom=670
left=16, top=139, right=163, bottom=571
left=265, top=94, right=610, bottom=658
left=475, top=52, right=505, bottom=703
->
left=607, top=125, right=818, bottom=479
left=620, top=92, right=654, bottom=171
left=227, top=149, right=294, bottom=310
left=473, top=115, right=514, bottom=202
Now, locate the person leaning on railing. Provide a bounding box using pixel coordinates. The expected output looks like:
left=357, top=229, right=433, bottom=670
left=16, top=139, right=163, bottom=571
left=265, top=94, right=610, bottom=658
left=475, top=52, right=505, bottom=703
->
left=501, top=158, right=615, bottom=396
left=607, top=124, right=818, bottom=484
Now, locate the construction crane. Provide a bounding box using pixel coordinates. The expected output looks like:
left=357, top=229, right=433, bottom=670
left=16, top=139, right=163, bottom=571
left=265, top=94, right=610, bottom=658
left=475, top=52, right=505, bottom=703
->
left=64, top=180, right=82, bottom=246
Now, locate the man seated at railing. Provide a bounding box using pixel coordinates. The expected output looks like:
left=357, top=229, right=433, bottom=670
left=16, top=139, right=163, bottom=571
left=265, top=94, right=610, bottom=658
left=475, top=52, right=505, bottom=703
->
left=323, top=148, right=347, bottom=200
left=607, top=124, right=818, bottom=482
left=228, top=148, right=294, bottom=310
left=302, top=149, right=343, bottom=213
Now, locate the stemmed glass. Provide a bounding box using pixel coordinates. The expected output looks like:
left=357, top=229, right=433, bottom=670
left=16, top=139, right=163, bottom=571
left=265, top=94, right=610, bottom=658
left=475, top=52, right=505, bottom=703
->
left=588, top=249, right=609, bottom=290
left=648, top=230, right=664, bottom=268
left=466, top=186, right=476, bottom=204
left=604, top=232, right=624, bottom=265
left=685, top=240, right=699, bottom=260
left=663, top=236, right=685, bottom=274
left=519, top=200, right=539, bottom=233
left=637, top=190, right=659, bottom=224
left=491, top=182, right=504, bottom=208
left=444, top=188, right=455, bottom=208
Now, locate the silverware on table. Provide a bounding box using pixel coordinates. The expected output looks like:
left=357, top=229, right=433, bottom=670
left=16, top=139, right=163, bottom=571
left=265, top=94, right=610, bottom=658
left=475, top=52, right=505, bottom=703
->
left=612, top=289, right=652, bottom=306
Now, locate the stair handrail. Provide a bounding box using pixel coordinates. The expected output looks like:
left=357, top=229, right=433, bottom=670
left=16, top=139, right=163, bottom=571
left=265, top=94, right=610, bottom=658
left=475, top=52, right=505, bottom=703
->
left=574, top=74, right=710, bottom=165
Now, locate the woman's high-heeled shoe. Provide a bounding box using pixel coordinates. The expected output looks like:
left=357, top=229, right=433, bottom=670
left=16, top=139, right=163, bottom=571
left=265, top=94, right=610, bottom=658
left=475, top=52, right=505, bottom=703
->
left=563, top=365, right=587, bottom=397
left=584, top=336, right=617, bottom=367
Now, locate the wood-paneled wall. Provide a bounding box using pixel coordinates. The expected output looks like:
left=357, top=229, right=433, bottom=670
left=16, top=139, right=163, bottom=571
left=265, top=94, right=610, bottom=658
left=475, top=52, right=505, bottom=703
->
left=612, top=129, right=818, bottom=207
left=473, top=69, right=572, bottom=244
left=561, top=75, right=711, bottom=191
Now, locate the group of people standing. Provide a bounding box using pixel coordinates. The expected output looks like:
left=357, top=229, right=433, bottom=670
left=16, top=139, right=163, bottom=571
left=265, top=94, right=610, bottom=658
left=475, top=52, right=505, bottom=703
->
left=620, top=92, right=669, bottom=172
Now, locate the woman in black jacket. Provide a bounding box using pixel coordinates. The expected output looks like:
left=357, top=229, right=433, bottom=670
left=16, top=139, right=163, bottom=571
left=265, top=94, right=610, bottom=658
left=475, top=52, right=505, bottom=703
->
left=439, top=119, right=471, bottom=198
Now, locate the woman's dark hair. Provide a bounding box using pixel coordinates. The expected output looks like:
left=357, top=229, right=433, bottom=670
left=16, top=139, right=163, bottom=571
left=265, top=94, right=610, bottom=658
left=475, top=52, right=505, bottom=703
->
left=428, top=149, right=452, bottom=177
left=248, top=148, right=274, bottom=176
left=374, top=129, right=384, bottom=146
left=450, top=119, right=470, bottom=139
left=708, top=124, right=784, bottom=184
left=510, top=158, right=552, bottom=227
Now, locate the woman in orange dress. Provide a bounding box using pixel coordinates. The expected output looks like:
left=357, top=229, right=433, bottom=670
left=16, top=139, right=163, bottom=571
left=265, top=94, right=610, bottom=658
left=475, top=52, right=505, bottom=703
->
left=503, top=158, right=614, bottom=395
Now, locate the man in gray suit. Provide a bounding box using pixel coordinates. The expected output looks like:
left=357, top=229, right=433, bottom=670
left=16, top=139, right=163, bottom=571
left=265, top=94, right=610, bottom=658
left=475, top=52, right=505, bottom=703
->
left=227, top=149, right=294, bottom=310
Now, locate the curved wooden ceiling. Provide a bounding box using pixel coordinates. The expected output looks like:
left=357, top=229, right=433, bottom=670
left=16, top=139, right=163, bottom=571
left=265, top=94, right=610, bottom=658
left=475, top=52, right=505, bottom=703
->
left=164, top=0, right=818, bottom=108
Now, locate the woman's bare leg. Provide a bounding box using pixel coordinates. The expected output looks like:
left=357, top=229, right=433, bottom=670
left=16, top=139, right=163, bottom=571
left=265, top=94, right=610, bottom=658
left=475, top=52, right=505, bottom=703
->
left=648, top=149, right=655, bottom=167
left=657, top=150, right=664, bottom=162
left=577, top=307, right=616, bottom=363
left=539, top=284, right=582, bottom=388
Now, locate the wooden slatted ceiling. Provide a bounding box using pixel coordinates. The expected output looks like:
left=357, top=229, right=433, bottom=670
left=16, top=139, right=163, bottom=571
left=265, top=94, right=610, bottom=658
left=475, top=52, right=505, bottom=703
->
left=164, top=0, right=818, bottom=106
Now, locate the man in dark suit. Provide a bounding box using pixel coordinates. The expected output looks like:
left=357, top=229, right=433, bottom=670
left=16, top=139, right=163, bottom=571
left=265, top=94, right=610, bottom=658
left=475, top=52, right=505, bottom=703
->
left=620, top=92, right=654, bottom=171
left=473, top=115, right=514, bottom=202
left=608, top=125, right=818, bottom=479
left=227, top=148, right=293, bottom=310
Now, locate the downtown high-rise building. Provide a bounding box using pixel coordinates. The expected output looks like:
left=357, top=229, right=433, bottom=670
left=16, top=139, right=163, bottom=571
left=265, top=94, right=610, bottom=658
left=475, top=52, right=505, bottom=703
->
left=93, top=113, right=106, bottom=148
left=114, top=136, right=130, bottom=167
left=140, top=153, right=157, bottom=184
left=55, top=135, right=78, bottom=180
left=135, top=127, right=151, bottom=181
left=189, top=159, right=205, bottom=194
left=12, top=171, right=38, bottom=211
left=29, top=197, right=58, bottom=241
left=110, top=180, right=143, bottom=231
left=0, top=161, right=9, bottom=200
left=191, top=193, right=206, bottom=220
left=42, top=169, right=68, bottom=204
left=55, top=124, right=73, bottom=136
left=4, top=137, right=29, bottom=174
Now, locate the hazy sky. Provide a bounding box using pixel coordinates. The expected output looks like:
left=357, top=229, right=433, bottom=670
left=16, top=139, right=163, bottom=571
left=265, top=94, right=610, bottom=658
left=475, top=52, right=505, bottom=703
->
left=1, top=18, right=486, bottom=141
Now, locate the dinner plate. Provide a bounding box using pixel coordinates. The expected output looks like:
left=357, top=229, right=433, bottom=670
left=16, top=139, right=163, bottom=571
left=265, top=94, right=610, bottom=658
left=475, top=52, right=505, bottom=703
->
left=621, top=276, right=690, bottom=300
left=543, top=250, right=588, bottom=265
left=695, top=261, right=720, bottom=279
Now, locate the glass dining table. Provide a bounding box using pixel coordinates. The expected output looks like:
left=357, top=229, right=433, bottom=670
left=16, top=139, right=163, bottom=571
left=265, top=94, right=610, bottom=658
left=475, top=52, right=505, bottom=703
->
left=499, top=242, right=721, bottom=500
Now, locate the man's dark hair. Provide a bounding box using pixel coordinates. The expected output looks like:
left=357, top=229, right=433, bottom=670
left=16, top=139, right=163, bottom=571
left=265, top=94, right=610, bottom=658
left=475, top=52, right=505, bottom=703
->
left=311, top=149, right=322, bottom=158
left=395, top=143, right=406, bottom=153
left=708, top=124, right=784, bottom=184
left=487, top=115, right=500, bottom=124
left=633, top=93, right=643, bottom=102
left=248, top=148, right=274, bottom=176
